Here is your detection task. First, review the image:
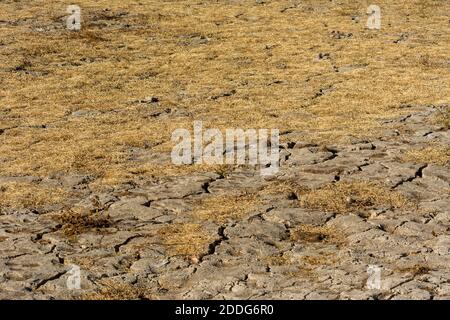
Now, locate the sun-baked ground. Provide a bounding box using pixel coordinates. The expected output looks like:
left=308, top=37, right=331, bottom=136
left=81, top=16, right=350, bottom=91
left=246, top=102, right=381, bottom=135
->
left=0, top=0, right=449, bottom=300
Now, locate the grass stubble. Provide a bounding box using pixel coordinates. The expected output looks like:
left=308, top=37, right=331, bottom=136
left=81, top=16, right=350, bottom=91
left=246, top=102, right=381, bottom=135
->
left=0, top=0, right=448, bottom=297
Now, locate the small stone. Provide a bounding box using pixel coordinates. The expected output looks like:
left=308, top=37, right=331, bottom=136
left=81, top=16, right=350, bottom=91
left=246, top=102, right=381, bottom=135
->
left=189, top=256, right=200, bottom=264
left=142, top=96, right=159, bottom=103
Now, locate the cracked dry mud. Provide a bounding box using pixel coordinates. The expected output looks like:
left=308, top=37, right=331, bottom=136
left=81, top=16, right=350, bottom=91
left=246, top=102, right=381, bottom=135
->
left=0, top=106, right=448, bottom=300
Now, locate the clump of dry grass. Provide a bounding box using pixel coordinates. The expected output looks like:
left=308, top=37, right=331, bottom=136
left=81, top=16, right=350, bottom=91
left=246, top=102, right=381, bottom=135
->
left=0, top=182, right=68, bottom=211
left=434, top=106, right=450, bottom=129
left=403, top=146, right=450, bottom=166
left=264, top=253, right=316, bottom=279
left=264, top=225, right=345, bottom=271
left=299, top=181, right=409, bottom=213
left=156, top=223, right=216, bottom=258
left=55, top=209, right=111, bottom=236
left=396, top=263, right=432, bottom=276
left=290, top=224, right=345, bottom=247
left=214, top=164, right=235, bottom=179
left=260, top=179, right=306, bottom=200
left=82, top=279, right=154, bottom=300
left=301, top=252, right=340, bottom=267
left=193, top=195, right=262, bottom=223
left=266, top=252, right=294, bottom=266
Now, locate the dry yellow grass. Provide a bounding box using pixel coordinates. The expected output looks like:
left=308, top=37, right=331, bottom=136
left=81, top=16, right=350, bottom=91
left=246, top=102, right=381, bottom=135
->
left=259, top=179, right=305, bottom=199
left=290, top=224, right=346, bottom=247
left=433, top=106, right=450, bottom=129
left=266, top=252, right=294, bottom=266
left=396, top=263, right=432, bottom=276
left=156, top=223, right=216, bottom=258
left=0, top=0, right=447, bottom=300
left=299, top=181, right=410, bottom=213
left=192, top=194, right=262, bottom=223
left=82, top=279, right=154, bottom=300
left=430, top=104, right=450, bottom=130
left=0, top=181, right=69, bottom=211
left=403, top=145, right=450, bottom=166
left=265, top=225, right=344, bottom=270
left=301, top=252, right=341, bottom=267
left=0, top=0, right=448, bottom=196
left=55, top=209, right=111, bottom=236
